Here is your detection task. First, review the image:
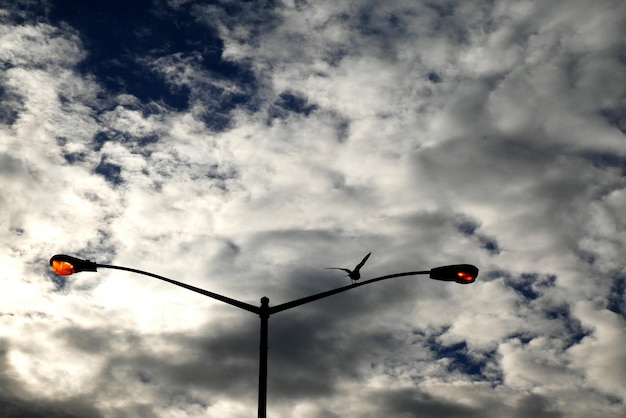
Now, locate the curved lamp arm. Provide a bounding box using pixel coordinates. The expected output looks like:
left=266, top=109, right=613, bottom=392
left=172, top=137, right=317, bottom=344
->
left=50, top=254, right=259, bottom=314
left=269, top=271, right=430, bottom=315
left=270, top=264, right=478, bottom=314
left=99, top=264, right=261, bottom=314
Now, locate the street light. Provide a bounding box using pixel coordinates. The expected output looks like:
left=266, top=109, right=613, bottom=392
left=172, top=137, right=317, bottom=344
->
left=50, top=254, right=97, bottom=275
left=50, top=254, right=478, bottom=418
left=430, top=264, right=478, bottom=284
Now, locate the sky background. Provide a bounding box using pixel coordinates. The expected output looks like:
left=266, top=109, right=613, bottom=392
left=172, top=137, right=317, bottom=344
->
left=1, top=0, right=625, bottom=417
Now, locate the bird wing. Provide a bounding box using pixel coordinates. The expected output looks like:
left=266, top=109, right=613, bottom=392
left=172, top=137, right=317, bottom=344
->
left=354, top=252, right=372, bottom=271
left=325, top=268, right=352, bottom=274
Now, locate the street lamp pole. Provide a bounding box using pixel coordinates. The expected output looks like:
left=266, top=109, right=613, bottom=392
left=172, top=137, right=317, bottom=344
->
left=258, top=297, right=270, bottom=418
left=50, top=254, right=478, bottom=418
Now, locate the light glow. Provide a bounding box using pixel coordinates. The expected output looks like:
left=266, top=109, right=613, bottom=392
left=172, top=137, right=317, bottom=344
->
left=51, top=260, right=74, bottom=276
left=457, top=271, right=474, bottom=282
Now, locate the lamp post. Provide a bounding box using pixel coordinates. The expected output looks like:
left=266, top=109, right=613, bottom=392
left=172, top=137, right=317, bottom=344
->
left=50, top=254, right=478, bottom=418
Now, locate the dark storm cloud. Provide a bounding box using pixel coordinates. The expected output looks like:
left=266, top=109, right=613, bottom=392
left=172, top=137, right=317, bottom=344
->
left=266, top=309, right=415, bottom=401
left=54, top=311, right=391, bottom=409
left=0, top=395, right=102, bottom=418
left=55, top=325, right=123, bottom=354
left=373, top=389, right=565, bottom=418
left=103, top=323, right=259, bottom=396
left=50, top=321, right=258, bottom=412
left=373, top=388, right=484, bottom=418
left=512, top=394, right=565, bottom=418
left=64, top=321, right=248, bottom=402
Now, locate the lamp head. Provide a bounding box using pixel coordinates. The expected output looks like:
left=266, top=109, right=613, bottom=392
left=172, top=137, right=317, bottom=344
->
left=50, top=254, right=97, bottom=276
left=430, top=264, right=478, bottom=284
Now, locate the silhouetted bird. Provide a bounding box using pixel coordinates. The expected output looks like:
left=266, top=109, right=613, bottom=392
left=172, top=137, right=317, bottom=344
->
left=325, top=252, right=372, bottom=284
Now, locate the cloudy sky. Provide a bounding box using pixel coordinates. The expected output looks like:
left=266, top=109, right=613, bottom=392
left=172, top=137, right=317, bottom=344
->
left=1, top=0, right=625, bottom=417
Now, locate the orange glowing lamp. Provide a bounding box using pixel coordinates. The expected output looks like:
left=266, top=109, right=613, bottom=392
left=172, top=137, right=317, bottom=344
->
left=51, top=260, right=74, bottom=276
left=430, top=264, right=478, bottom=284
left=50, top=255, right=98, bottom=276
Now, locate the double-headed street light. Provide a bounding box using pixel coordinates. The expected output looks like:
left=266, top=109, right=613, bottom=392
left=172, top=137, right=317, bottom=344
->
left=50, top=253, right=478, bottom=418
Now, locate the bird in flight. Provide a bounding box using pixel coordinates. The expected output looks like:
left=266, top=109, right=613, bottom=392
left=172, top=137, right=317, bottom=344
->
left=325, top=252, right=372, bottom=284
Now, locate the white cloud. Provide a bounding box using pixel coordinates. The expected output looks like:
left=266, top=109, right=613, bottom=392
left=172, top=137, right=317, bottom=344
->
left=1, top=0, right=625, bottom=416
left=568, top=302, right=626, bottom=401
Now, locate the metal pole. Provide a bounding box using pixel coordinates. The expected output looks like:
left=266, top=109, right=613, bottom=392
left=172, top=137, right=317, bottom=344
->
left=258, top=297, right=270, bottom=418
